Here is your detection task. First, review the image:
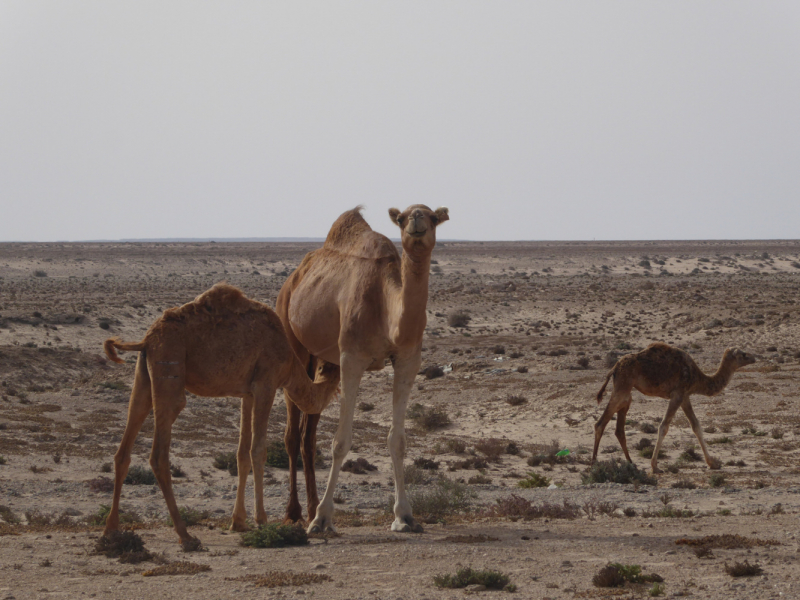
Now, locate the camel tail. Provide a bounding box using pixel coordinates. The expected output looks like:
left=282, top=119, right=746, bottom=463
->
left=596, top=366, right=616, bottom=404
left=103, top=337, right=146, bottom=364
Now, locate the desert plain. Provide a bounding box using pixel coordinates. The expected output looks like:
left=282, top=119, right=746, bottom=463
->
left=1, top=239, right=799, bottom=599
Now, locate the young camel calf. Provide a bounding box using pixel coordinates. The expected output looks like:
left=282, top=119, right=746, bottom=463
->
left=592, top=342, right=755, bottom=473
left=102, top=283, right=339, bottom=549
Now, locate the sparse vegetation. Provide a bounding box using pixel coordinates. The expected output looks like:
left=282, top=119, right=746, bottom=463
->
left=212, top=451, right=238, bottom=475
left=166, top=506, right=210, bottom=527
left=447, top=311, right=471, bottom=328
left=593, top=563, right=663, bottom=588
left=488, top=494, right=580, bottom=520
left=94, top=530, right=153, bottom=563
left=433, top=567, right=511, bottom=590
left=504, top=394, right=527, bottom=406
left=240, top=523, right=309, bottom=548
left=582, top=459, right=657, bottom=486
left=408, top=477, right=476, bottom=522
left=517, top=472, right=550, bottom=489
left=407, top=403, right=451, bottom=431
left=709, top=473, right=726, bottom=488
left=341, top=457, right=377, bottom=474
left=725, top=561, right=763, bottom=577
left=124, top=465, right=156, bottom=486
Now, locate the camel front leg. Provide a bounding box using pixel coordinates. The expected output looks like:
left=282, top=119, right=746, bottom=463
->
left=651, top=393, right=682, bottom=474
left=231, top=394, right=254, bottom=531
left=389, top=352, right=423, bottom=533
left=105, top=355, right=152, bottom=536
left=681, top=400, right=721, bottom=470
left=307, top=352, right=369, bottom=534
left=249, top=383, right=277, bottom=527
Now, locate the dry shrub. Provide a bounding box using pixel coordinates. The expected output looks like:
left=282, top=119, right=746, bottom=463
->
left=444, top=438, right=467, bottom=454
left=639, top=422, right=658, bottom=434
left=526, top=439, right=564, bottom=466
left=634, top=438, right=653, bottom=451
left=679, top=447, right=702, bottom=462
left=447, top=311, right=471, bottom=328
left=408, top=403, right=451, bottom=431
left=422, top=365, right=445, bottom=379
left=357, top=401, right=374, bottom=412
left=694, top=546, right=714, bottom=558
left=582, top=459, right=657, bottom=486
left=671, top=479, right=697, bottom=490
left=433, top=567, right=511, bottom=590
left=86, top=476, right=114, bottom=493
left=675, top=534, right=780, bottom=549
left=124, top=464, right=156, bottom=485
left=504, top=394, right=527, bottom=406
left=212, top=451, right=238, bottom=475
left=85, top=504, right=142, bottom=527
left=517, top=472, right=550, bottom=489
left=225, top=571, right=332, bottom=588
left=341, top=457, right=377, bottom=474
left=474, top=438, right=508, bottom=461
left=0, top=505, right=20, bottom=525
left=593, top=563, right=663, bottom=588
left=94, top=530, right=153, bottom=563
left=412, top=457, right=439, bottom=470
left=409, top=477, right=476, bottom=522
left=24, top=510, right=73, bottom=527
left=240, top=524, right=309, bottom=548
left=143, top=561, right=211, bottom=577
left=404, top=464, right=437, bottom=485
left=725, top=561, right=763, bottom=578
left=448, top=456, right=488, bottom=471
left=488, top=494, right=580, bottom=520
left=491, top=345, right=505, bottom=354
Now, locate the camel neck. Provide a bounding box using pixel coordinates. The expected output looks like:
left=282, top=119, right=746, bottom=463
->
left=697, top=358, right=735, bottom=396
left=388, top=251, right=431, bottom=347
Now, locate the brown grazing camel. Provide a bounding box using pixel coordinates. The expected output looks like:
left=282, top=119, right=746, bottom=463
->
left=101, top=283, right=340, bottom=549
left=277, top=205, right=448, bottom=533
left=592, top=342, right=755, bottom=473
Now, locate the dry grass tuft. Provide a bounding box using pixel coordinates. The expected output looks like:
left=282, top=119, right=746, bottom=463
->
left=675, top=534, right=780, bottom=549
left=142, top=561, right=211, bottom=577
left=724, top=560, right=763, bottom=578
left=225, top=571, right=332, bottom=588
left=488, top=494, right=580, bottom=520
left=341, top=457, right=378, bottom=474
left=94, top=530, right=153, bottom=563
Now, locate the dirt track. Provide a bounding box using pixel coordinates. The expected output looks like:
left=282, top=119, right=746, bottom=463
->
left=1, top=240, right=799, bottom=599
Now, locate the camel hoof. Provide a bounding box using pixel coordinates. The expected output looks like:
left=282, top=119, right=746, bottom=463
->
left=229, top=520, right=249, bottom=533
left=181, top=536, right=204, bottom=552
left=651, top=467, right=663, bottom=475
left=391, top=517, right=424, bottom=534
left=307, top=517, right=335, bottom=535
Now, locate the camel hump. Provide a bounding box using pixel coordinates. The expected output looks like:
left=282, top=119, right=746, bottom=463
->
left=162, top=283, right=270, bottom=323
left=324, top=206, right=399, bottom=260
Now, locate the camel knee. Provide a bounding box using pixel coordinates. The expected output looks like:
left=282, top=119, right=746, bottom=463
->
left=388, top=430, right=406, bottom=459
left=331, top=436, right=351, bottom=461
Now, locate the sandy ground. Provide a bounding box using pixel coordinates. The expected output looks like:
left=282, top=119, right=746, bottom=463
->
left=1, top=239, right=799, bottom=599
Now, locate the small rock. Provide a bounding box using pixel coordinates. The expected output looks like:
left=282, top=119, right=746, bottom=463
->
left=313, top=563, right=326, bottom=569
left=465, top=584, right=486, bottom=592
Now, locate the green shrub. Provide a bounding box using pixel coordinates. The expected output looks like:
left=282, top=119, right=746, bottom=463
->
left=709, top=473, right=726, bottom=488
left=433, top=567, right=511, bottom=590
left=86, top=504, right=143, bottom=526
left=213, top=451, right=238, bottom=475
left=582, top=459, right=657, bottom=486
left=240, top=523, right=308, bottom=548
left=517, top=472, right=550, bottom=489
left=167, top=506, right=210, bottom=527
left=409, top=477, right=476, bottom=522
left=593, top=563, right=663, bottom=588
left=124, top=465, right=156, bottom=486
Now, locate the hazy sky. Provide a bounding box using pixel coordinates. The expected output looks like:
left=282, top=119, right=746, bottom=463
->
left=2, top=2, right=799, bottom=242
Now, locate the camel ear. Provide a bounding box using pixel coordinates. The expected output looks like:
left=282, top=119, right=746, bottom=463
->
left=389, top=208, right=404, bottom=227
left=433, top=207, right=449, bottom=225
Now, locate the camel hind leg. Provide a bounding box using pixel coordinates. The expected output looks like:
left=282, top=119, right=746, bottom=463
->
left=681, top=399, right=720, bottom=470
left=651, top=392, right=683, bottom=474
left=231, top=393, right=254, bottom=531
left=249, top=381, right=277, bottom=527
left=105, top=353, right=152, bottom=535
left=614, top=405, right=633, bottom=463
left=592, top=387, right=632, bottom=465
left=300, top=412, right=321, bottom=522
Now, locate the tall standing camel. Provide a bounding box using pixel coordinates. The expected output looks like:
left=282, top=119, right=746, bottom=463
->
left=277, top=205, right=449, bottom=533
left=592, top=342, right=755, bottom=473
left=101, top=283, right=339, bottom=549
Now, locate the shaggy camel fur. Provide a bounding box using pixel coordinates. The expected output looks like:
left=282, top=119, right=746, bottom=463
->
left=592, top=342, right=755, bottom=473
left=277, top=205, right=448, bottom=533
left=102, top=283, right=339, bottom=549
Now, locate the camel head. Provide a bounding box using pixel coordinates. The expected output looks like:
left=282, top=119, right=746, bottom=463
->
left=388, top=204, right=449, bottom=257
left=722, top=348, right=756, bottom=370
